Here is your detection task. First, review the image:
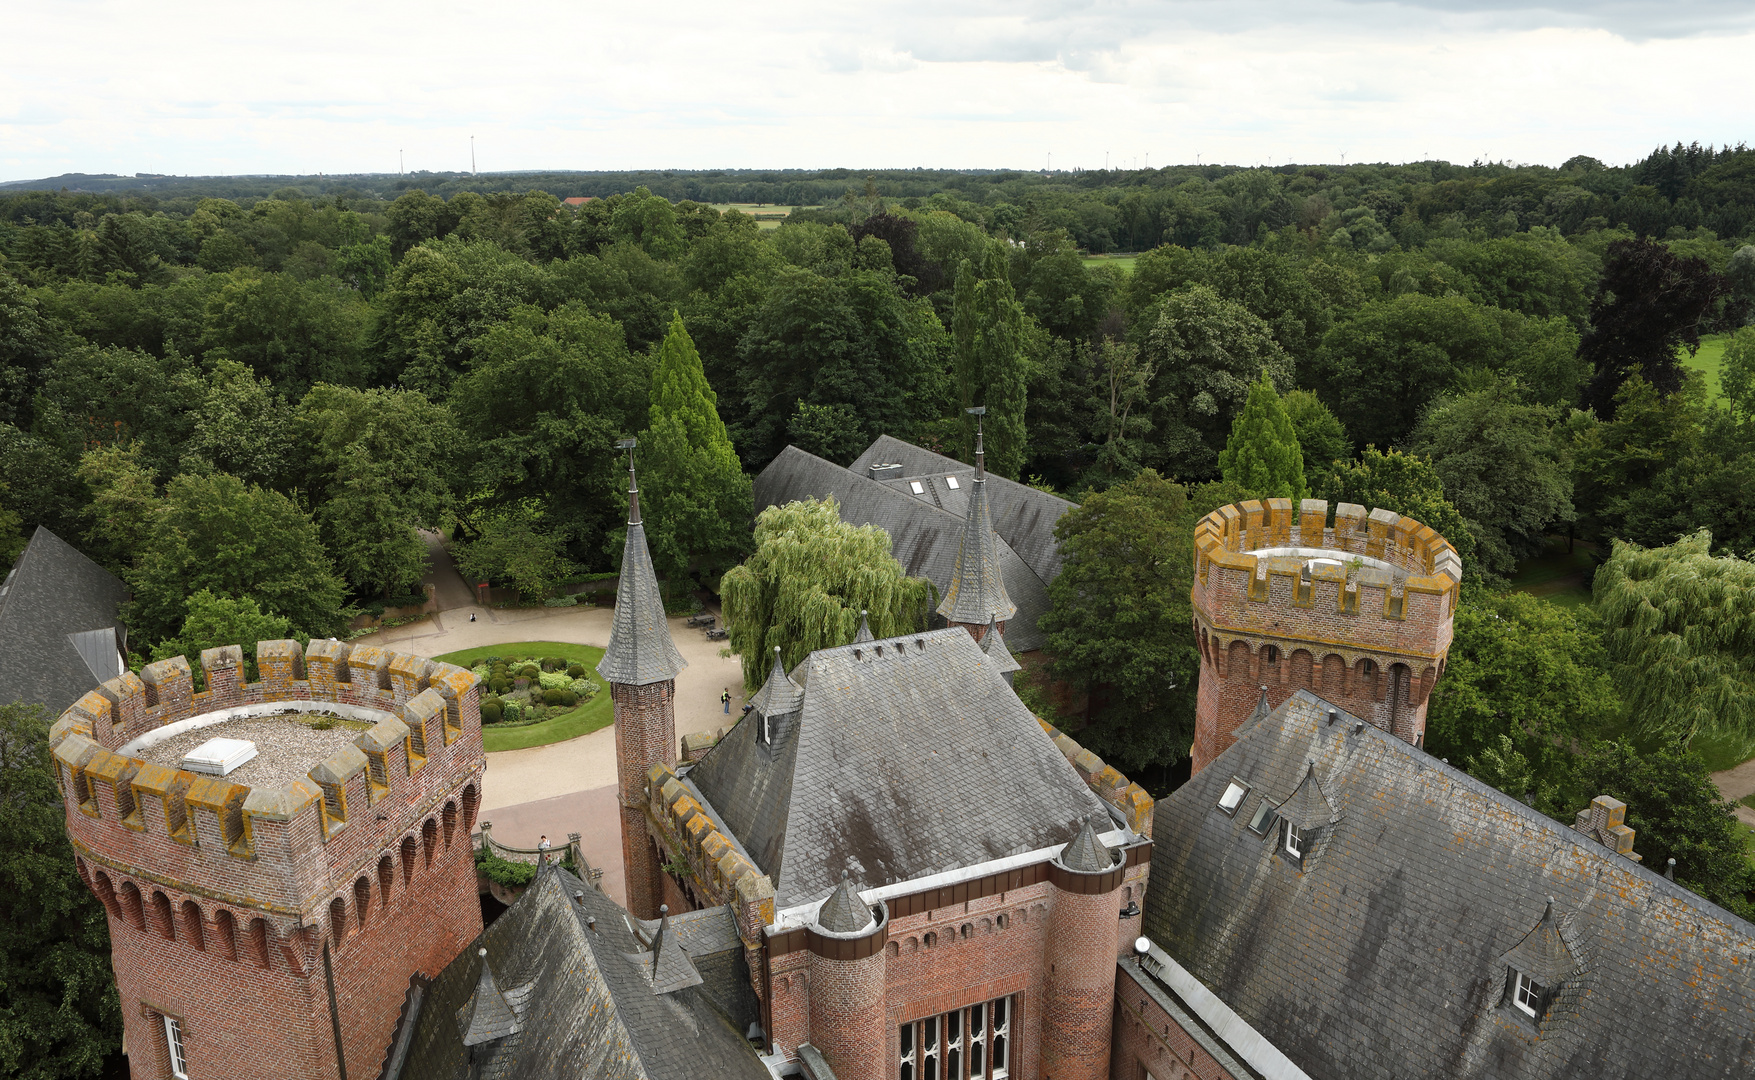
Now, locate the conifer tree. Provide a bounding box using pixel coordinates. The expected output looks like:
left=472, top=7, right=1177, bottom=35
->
left=638, top=312, right=755, bottom=581
left=1219, top=372, right=1307, bottom=501
left=721, top=498, right=935, bottom=690
left=952, top=251, right=1028, bottom=478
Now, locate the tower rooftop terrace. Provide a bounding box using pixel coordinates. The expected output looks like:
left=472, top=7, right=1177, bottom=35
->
left=126, top=708, right=372, bottom=788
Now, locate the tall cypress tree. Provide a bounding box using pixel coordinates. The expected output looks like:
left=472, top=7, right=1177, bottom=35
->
left=1219, top=372, right=1307, bottom=501
left=638, top=312, right=754, bottom=581
left=952, top=250, right=1028, bottom=478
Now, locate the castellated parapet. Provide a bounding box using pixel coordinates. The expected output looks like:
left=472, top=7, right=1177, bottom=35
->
left=50, top=639, right=484, bottom=1080
left=1190, top=498, right=1462, bottom=775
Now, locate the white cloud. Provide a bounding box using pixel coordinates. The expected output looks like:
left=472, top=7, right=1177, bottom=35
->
left=0, top=1, right=1749, bottom=180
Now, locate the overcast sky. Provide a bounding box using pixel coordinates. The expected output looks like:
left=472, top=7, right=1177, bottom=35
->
left=3, top=1, right=1751, bottom=181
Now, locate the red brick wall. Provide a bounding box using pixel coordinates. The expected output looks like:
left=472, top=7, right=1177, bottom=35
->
left=1111, top=965, right=1246, bottom=1080
left=808, top=949, right=888, bottom=1079
left=612, top=680, right=676, bottom=919
left=1041, top=883, right=1124, bottom=1080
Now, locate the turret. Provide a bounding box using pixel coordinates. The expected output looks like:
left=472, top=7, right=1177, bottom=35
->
left=804, top=872, right=889, bottom=1079
left=51, top=639, right=484, bottom=1080
left=937, top=408, right=1016, bottom=640
left=1189, top=498, right=1461, bottom=774
left=1040, top=818, right=1127, bottom=1080
left=598, top=438, right=687, bottom=919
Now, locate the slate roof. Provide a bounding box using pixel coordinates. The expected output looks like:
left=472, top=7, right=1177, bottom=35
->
left=687, top=627, right=1113, bottom=909
left=936, top=437, right=1017, bottom=626
left=0, top=527, right=127, bottom=715
left=979, top=617, right=1021, bottom=675
left=817, top=872, right=874, bottom=933
left=749, top=647, right=804, bottom=718
left=853, top=610, right=874, bottom=644
left=597, top=472, right=686, bottom=687
left=457, top=949, right=521, bottom=1047
left=849, top=434, right=1077, bottom=585
left=1059, top=817, right=1116, bottom=873
left=390, top=864, right=766, bottom=1080
left=752, top=445, right=1052, bottom=651
left=1139, top=690, right=1755, bottom=1080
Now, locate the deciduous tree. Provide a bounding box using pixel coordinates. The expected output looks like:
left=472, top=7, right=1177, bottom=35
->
left=1317, top=446, right=1477, bottom=570
left=953, top=253, right=1030, bottom=478
left=1581, top=237, right=1724, bottom=418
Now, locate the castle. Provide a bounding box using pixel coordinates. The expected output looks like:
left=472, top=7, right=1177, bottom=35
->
left=49, top=444, right=1755, bottom=1079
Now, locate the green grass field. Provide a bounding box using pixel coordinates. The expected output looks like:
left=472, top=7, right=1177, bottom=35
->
left=433, top=641, right=613, bottom=753
left=1683, top=334, right=1729, bottom=404
left=708, top=203, right=816, bottom=230
left=1081, top=253, right=1137, bottom=274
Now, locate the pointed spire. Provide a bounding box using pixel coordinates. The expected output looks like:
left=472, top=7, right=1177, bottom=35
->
left=458, top=947, right=522, bottom=1046
left=853, top=610, right=874, bottom=644
left=817, top=870, right=874, bottom=934
left=597, top=439, right=687, bottom=686
left=648, top=904, right=705, bottom=994
left=750, top=646, right=804, bottom=717
left=937, top=409, right=1017, bottom=626
left=981, top=615, right=1021, bottom=676
left=1060, top=817, right=1115, bottom=873
left=1253, top=685, right=1271, bottom=722
left=1279, top=759, right=1340, bottom=830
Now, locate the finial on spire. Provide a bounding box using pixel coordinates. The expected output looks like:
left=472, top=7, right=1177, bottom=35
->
left=967, top=406, right=987, bottom=480
left=616, top=437, right=640, bottom=525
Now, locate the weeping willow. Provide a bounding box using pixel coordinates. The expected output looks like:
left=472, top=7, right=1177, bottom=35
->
left=1595, top=530, right=1755, bottom=757
left=721, top=498, right=937, bottom=690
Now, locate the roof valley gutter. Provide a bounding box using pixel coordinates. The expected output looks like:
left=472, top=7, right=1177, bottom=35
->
left=767, top=827, right=1133, bottom=933
left=1137, top=943, right=1312, bottom=1080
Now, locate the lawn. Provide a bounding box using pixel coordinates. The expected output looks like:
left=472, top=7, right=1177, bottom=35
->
left=1682, top=334, right=1729, bottom=404
left=433, top=640, right=614, bottom=753
left=708, top=203, right=817, bottom=229
left=1082, top=253, right=1137, bottom=274
left=1507, top=536, right=1597, bottom=609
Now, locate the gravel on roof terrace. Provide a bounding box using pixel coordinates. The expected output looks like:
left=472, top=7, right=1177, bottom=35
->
left=138, top=712, right=373, bottom=789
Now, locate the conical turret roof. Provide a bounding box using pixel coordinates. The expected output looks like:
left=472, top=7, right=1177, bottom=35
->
left=1279, top=761, right=1340, bottom=830
left=936, top=425, right=1017, bottom=626
left=646, top=905, right=705, bottom=994
left=597, top=455, right=687, bottom=687
left=457, top=948, right=521, bottom=1047
left=817, top=871, right=874, bottom=934
left=980, top=616, right=1021, bottom=675
left=1059, top=817, right=1115, bottom=873
left=852, top=610, right=874, bottom=644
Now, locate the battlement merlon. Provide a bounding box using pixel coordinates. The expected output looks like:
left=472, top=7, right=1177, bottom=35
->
left=50, top=640, right=483, bottom=914
left=1194, top=499, right=1462, bottom=626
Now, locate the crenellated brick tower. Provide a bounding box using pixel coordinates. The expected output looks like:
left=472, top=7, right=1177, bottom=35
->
left=936, top=415, right=1016, bottom=643
left=1189, top=498, right=1462, bottom=775
left=598, top=444, right=687, bottom=920
left=50, top=639, right=485, bottom=1080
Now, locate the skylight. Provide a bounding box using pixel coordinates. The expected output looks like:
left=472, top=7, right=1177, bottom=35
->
left=1218, top=780, right=1248, bottom=815
left=1248, top=799, right=1274, bottom=834
left=910, top=481, right=925, bottom=494
left=946, top=476, right=960, bottom=489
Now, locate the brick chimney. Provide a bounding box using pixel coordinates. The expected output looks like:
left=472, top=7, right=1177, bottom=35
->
left=1573, top=795, right=1641, bottom=862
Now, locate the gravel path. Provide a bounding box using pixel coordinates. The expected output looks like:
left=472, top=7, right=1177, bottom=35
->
left=140, top=714, right=369, bottom=789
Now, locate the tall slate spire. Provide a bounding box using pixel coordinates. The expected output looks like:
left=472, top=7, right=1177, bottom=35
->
left=936, top=412, right=1017, bottom=626
left=597, top=441, right=687, bottom=686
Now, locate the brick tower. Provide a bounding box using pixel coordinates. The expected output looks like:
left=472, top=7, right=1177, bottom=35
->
left=936, top=411, right=1016, bottom=643
left=1189, top=498, right=1462, bottom=775
left=598, top=443, right=686, bottom=920
left=51, top=639, right=485, bottom=1080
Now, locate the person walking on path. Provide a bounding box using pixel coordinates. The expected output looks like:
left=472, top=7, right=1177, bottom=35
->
left=721, top=688, right=731, bottom=714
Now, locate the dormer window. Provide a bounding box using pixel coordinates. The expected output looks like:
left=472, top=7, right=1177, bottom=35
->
left=1217, top=779, right=1248, bottom=816
left=1512, top=971, right=1544, bottom=1018
left=1283, top=820, right=1305, bottom=858
left=946, top=476, right=960, bottom=489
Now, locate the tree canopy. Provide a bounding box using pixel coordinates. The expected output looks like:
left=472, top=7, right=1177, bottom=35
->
left=1218, top=373, right=1307, bottom=502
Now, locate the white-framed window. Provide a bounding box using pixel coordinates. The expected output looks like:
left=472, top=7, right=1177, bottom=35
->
left=1217, top=779, right=1248, bottom=815
left=946, top=476, right=960, bottom=489
left=1283, top=820, right=1304, bottom=858
left=899, top=995, right=1011, bottom=1079
left=1512, top=971, right=1544, bottom=1018
left=164, top=1014, right=189, bottom=1079
left=910, top=481, right=926, bottom=495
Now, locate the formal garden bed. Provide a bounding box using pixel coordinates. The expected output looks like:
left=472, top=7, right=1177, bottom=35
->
left=433, top=641, right=614, bottom=752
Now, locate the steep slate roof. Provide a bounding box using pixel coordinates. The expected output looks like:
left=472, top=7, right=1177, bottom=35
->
left=0, top=527, right=127, bottom=714
left=597, top=471, right=686, bottom=687
left=1059, top=817, right=1116, bottom=872
left=817, top=872, right=875, bottom=933
left=752, top=445, right=1052, bottom=651
left=979, top=617, right=1022, bottom=676
left=1140, top=691, right=1755, bottom=1080
left=849, top=434, right=1077, bottom=585
left=391, top=864, right=766, bottom=1080
left=687, top=627, right=1113, bottom=909
left=936, top=433, right=1017, bottom=626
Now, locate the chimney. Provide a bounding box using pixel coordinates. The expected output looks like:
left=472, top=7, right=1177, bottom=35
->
left=1573, top=795, right=1640, bottom=862
left=867, top=462, right=903, bottom=481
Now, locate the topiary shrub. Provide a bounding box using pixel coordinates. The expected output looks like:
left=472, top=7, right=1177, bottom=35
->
left=501, top=701, right=522, bottom=723
left=490, top=677, right=510, bottom=694
left=566, top=663, right=585, bottom=678
left=484, top=656, right=503, bottom=666
left=519, top=664, right=540, bottom=679
left=560, top=690, right=578, bottom=707
left=480, top=700, right=503, bottom=723
left=569, top=678, right=595, bottom=698
left=543, top=688, right=564, bottom=706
